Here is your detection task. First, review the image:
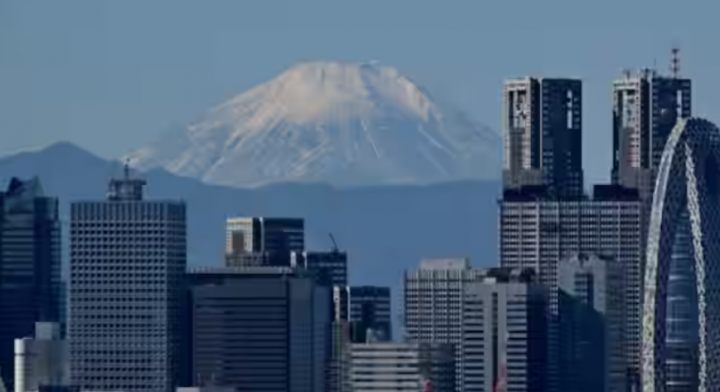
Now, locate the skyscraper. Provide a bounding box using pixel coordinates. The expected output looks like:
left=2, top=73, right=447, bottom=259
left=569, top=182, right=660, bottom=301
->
left=612, top=64, right=691, bottom=201
left=187, top=266, right=330, bottom=392
left=462, top=268, right=547, bottom=392
left=403, top=259, right=493, bottom=391
left=558, top=253, right=625, bottom=392
left=0, top=178, right=61, bottom=392
left=502, top=77, right=583, bottom=199
left=69, top=167, right=186, bottom=392
left=612, top=55, right=694, bottom=392
left=499, top=185, right=643, bottom=391
left=643, top=118, right=720, bottom=392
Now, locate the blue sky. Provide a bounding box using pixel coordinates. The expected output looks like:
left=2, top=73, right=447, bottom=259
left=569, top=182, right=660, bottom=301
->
left=1, top=0, right=718, bottom=186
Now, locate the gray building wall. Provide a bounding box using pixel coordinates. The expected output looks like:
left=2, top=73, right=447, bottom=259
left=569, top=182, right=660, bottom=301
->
left=499, top=187, right=643, bottom=389
left=189, top=267, right=330, bottom=392
left=348, top=342, right=455, bottom=392
left=558, top=253, right=625, bottom=392
left=403, top=259, right=495, bottom=391
left=462, top=268, right=546, bottom=392
left=0, top=178, right=61, bottom=392
left=69, top=172, right=186, bottom=392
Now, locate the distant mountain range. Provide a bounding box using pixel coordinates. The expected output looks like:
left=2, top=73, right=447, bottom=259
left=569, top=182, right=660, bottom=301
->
left=125, top=61, right=500, bottom=188
left=0, top=142, right=501, bottom=318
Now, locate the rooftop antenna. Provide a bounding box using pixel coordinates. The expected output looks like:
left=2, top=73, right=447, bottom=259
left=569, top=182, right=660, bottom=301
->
left=123, top=158, right=131, bottom=179
left=671, top=46, right=681, bottom=78
left=328, top=233, right=339, bottom=252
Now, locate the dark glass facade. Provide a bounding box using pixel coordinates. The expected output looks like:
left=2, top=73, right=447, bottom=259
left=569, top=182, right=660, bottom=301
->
left=187, top=267, right=330, bottom=392
left=0, top=178, right=61, bottom=391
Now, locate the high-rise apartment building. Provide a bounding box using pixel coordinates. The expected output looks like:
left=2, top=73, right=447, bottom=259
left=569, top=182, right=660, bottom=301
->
left=503, top=77, right=583, bottom=199
left=611, top=67, right=691, bottom=201
left=462, top=268, right=547, bottom=392
left=0, top=178, right=61, bottom=391
left=558, top=253, right=625, bottom=392
left=403, top=258, right=490, bottom=391
left=187, top=266, right=330, bottom=392
left=291, top=250, right=348, bottom=286
left=332, top=286, right=391, bottom=342
left=348, top=342, right=455, bottom=392
left=499, top=185, right=643, bottom=390
left=69, top=167, right=186, bottom=392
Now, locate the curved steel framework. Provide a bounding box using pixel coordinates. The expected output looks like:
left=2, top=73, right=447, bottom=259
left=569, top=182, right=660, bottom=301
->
left=643, top=118, right=720, bottom=392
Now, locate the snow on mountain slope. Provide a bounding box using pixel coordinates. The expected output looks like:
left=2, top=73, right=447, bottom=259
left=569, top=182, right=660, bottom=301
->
left=126, top=61, right=500, bottom=187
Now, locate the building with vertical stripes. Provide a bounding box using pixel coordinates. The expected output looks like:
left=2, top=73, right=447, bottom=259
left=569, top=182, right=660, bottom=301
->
left=461, top=268, right=546, bottom=392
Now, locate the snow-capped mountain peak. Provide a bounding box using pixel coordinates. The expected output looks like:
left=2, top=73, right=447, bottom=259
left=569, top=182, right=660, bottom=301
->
left=126, top=60, right=500, bottom=187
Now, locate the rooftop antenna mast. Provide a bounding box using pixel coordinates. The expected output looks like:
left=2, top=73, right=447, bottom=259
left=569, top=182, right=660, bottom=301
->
left=671, top=46, right=681, bottom=78
left=328, top=233, right=338, bottom=252
left=123, top=158, right=131, bottom=179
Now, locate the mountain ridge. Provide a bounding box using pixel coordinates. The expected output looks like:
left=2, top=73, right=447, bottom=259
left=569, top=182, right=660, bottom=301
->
left=126, top=60, right=501, bottom=188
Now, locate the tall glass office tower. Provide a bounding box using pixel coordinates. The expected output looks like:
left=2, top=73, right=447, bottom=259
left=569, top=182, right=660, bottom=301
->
left=0, top=178, right=60, bottom=391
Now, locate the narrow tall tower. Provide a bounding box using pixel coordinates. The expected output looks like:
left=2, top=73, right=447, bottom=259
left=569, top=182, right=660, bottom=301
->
left=502, top=77, right=583, bottom=199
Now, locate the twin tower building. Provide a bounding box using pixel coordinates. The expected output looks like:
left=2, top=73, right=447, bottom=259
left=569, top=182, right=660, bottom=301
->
left=500, top=56, right=720, bottom=392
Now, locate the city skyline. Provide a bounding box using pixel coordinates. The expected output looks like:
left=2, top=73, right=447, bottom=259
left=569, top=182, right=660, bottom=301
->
left=3, top=4, right=720, bottom=390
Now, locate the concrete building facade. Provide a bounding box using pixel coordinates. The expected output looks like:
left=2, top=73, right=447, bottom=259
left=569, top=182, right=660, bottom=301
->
left=69, top=168, right=187, bottom=392
left=348, top=342, right=455, bottom=392
left=403, top=259, right=493, bottom=391
left=461, top=268, right=546, bottom=392
left=499, top=185, right=643, bottom=389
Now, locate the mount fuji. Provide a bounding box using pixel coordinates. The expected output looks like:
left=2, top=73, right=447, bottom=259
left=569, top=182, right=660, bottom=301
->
left=126, top=61, right=500, bottom=188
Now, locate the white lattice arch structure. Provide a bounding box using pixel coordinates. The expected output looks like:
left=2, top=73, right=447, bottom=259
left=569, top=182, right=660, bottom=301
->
left=643, top=117, right=720, bottom=392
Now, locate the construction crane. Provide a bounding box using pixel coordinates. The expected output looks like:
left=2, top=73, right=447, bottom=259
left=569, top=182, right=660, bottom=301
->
left=328, top=233, right=339, bottom=252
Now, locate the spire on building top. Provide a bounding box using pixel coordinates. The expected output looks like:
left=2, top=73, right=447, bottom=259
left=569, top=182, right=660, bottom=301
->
left=123, top=158, right=131, bottom=179
left=671, top=46, right=681, bottom=78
